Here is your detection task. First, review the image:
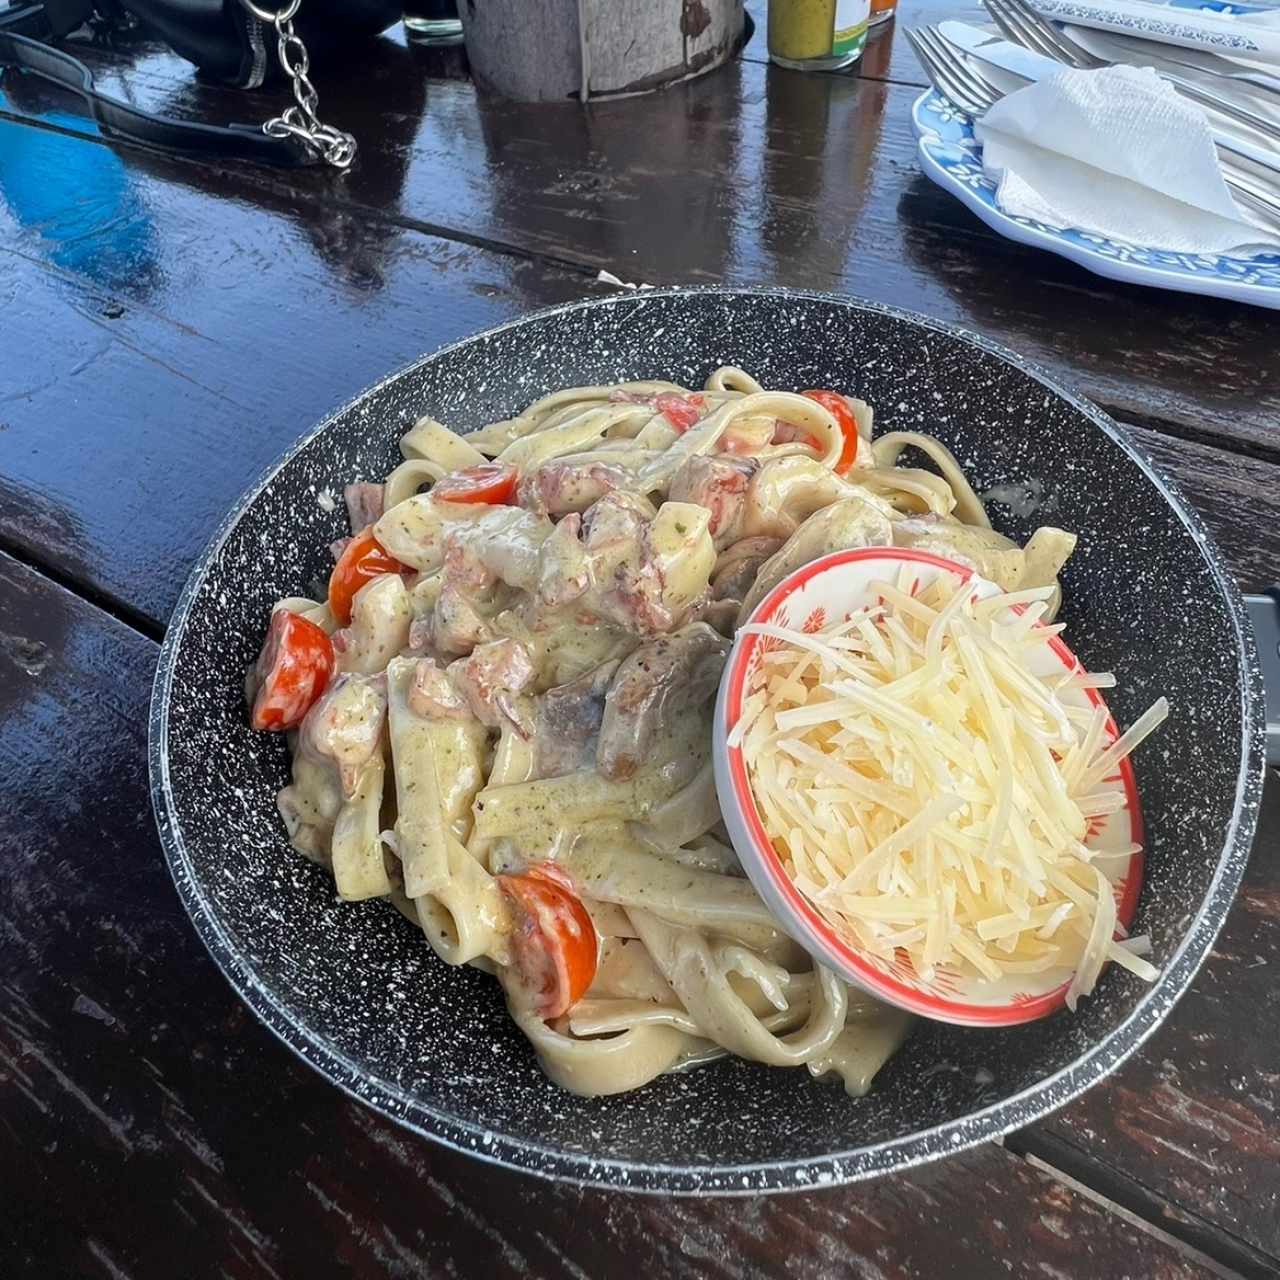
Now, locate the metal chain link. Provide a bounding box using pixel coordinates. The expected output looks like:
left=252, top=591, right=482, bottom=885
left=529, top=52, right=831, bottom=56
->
left=239, top=0, right=357, bottom=169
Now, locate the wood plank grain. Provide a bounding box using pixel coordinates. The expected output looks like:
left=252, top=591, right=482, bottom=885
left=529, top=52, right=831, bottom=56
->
left=4, top=22, right=1280, bottom=452
left=0, top=113, right=1276, bottom=631
left=0, top=113, right=606, bottom=625
left=1025, top=777, right=1280, bottom=1267
left=0, top=550, right=1219, bottom=1280
left=1123, top=425, right=1280, bottom=594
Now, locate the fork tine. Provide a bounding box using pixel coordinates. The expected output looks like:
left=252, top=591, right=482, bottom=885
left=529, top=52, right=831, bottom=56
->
left=982, top=0, right=1053, bottom=60
left=982, top=0, right=1068, bottom=62
left=907, top=29, right=988, bottom=116
left=913, top=30, right=970, bottom=107
left=906, top=30, right=969, bottom=109
left=1004, top=0, right=1095, bottom=55
left=930, top=34, right=1006, bottom=114
left=1019, top=8, right=1094, bottom=66
left=988, top=0, right=1095, bottom=67
left=918, top=27, right=1002, bottom=109
left=982, top=0, right=1056, bottom=58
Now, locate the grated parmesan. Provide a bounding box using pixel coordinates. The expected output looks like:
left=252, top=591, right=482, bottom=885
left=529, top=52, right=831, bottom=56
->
left=736, top=570, right=1168, bottom=1009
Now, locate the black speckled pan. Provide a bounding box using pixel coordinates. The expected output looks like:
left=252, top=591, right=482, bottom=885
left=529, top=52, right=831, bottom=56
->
left=149, top=288, right=1265, bottom=1194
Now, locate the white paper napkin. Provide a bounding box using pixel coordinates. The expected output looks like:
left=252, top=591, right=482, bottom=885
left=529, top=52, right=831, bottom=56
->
left=972, top=64, right=1280, bottom=255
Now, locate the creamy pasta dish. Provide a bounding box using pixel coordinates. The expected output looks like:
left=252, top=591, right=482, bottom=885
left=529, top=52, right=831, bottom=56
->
left=246, top=367, right=1085, bottom=1097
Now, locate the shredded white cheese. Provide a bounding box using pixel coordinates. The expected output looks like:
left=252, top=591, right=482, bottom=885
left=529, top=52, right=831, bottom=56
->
left=736, top=571, right=1167, bottom=1008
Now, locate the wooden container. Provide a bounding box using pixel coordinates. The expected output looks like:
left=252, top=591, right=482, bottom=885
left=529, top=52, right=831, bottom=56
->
left=458, top=0, right=746, bottom=102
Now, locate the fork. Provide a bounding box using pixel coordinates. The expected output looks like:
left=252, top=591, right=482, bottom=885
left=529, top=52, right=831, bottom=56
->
left=908, top=25, right=1280, bottom=232
left=907, top=28, right=997, bottom=118
left=983, top=0, right=1280, bottom=149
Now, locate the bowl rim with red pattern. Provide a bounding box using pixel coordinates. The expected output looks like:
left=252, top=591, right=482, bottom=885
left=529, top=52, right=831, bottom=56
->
left=713, top=545, right=1144, bottom=1028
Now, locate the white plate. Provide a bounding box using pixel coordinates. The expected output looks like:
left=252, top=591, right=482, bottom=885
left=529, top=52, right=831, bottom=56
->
left=911, top=88, right=1280, bottom=307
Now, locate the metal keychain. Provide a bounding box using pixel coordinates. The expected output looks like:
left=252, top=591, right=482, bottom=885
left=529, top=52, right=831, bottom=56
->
left=238, top=0, right=357, bottom=169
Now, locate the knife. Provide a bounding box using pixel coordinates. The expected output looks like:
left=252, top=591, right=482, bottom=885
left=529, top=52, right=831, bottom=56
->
left=1067, top=24, right=1280, bottom=101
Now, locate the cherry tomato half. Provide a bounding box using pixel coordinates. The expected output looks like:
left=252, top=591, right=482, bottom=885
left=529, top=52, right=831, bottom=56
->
left=801, top=389, right=861, bottom=475
left=497, top=864, right=599, bottom=1019
left=431, top=462, right=518, bottom=506
left=655, top=392, right=705, bottom=433
left=328, top=528, right=406, bottom=626
left=250, top=609, right=335, bottom=732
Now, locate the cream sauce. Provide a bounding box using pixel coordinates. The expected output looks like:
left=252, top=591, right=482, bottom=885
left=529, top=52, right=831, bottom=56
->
left=264, top=367, right=1079, bottom=1099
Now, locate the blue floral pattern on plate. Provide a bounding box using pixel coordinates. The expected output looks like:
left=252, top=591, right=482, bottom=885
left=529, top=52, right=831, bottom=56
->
left=911, top=89, right=1280, bottom=308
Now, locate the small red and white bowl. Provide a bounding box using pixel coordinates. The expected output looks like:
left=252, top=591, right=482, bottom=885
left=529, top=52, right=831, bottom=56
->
left=713, top=547, right=1144, bottom=1028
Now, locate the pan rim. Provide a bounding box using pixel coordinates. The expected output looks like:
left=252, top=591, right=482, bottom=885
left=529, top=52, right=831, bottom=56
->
left=148, top=285, right=1266, bottom=1194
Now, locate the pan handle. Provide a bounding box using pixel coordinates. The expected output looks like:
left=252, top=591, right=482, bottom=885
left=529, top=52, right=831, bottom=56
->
left=1246, top=591, right=1280, bottom=766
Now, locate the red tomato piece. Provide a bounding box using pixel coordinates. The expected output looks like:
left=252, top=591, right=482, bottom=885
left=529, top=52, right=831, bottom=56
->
left=431, top=462, right=518, bottom=506
left=250, top=610, right=335, bottom=732
left=497, top=865, right=599, bottom=1019
left=801, top=389, right=861, bottom=475
left=328, top=528, right=406, bottom=626
left=655, top=392, right=705, bottom=433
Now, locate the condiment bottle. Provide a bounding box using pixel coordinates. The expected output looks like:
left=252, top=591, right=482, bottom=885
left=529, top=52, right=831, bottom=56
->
left=868, top=0, right=898, bottom=29
left=768, top=0, right=869, bottom=71
left=404, top=0, right=463, bottom=45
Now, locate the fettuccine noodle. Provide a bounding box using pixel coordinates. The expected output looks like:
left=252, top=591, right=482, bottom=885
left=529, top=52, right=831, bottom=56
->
left=251, top=369, right=1078, bottom=1096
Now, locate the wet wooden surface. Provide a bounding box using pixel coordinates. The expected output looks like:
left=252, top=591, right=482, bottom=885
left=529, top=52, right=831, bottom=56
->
left=10, top=6, right=1278, bottom=454
left=1, top=3, right=1277, bottom=1276
left=2, top=108, right=1277, bottom=630
left=1012, top=783, right=1280, bottom=1271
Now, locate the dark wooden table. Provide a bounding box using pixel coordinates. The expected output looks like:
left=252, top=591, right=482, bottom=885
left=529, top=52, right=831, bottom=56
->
left=2, top=4, right=1277, bottom=1276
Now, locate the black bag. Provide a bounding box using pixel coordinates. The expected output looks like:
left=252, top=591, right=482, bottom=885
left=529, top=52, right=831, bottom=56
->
left=0, top=0, right=404, bottom=166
